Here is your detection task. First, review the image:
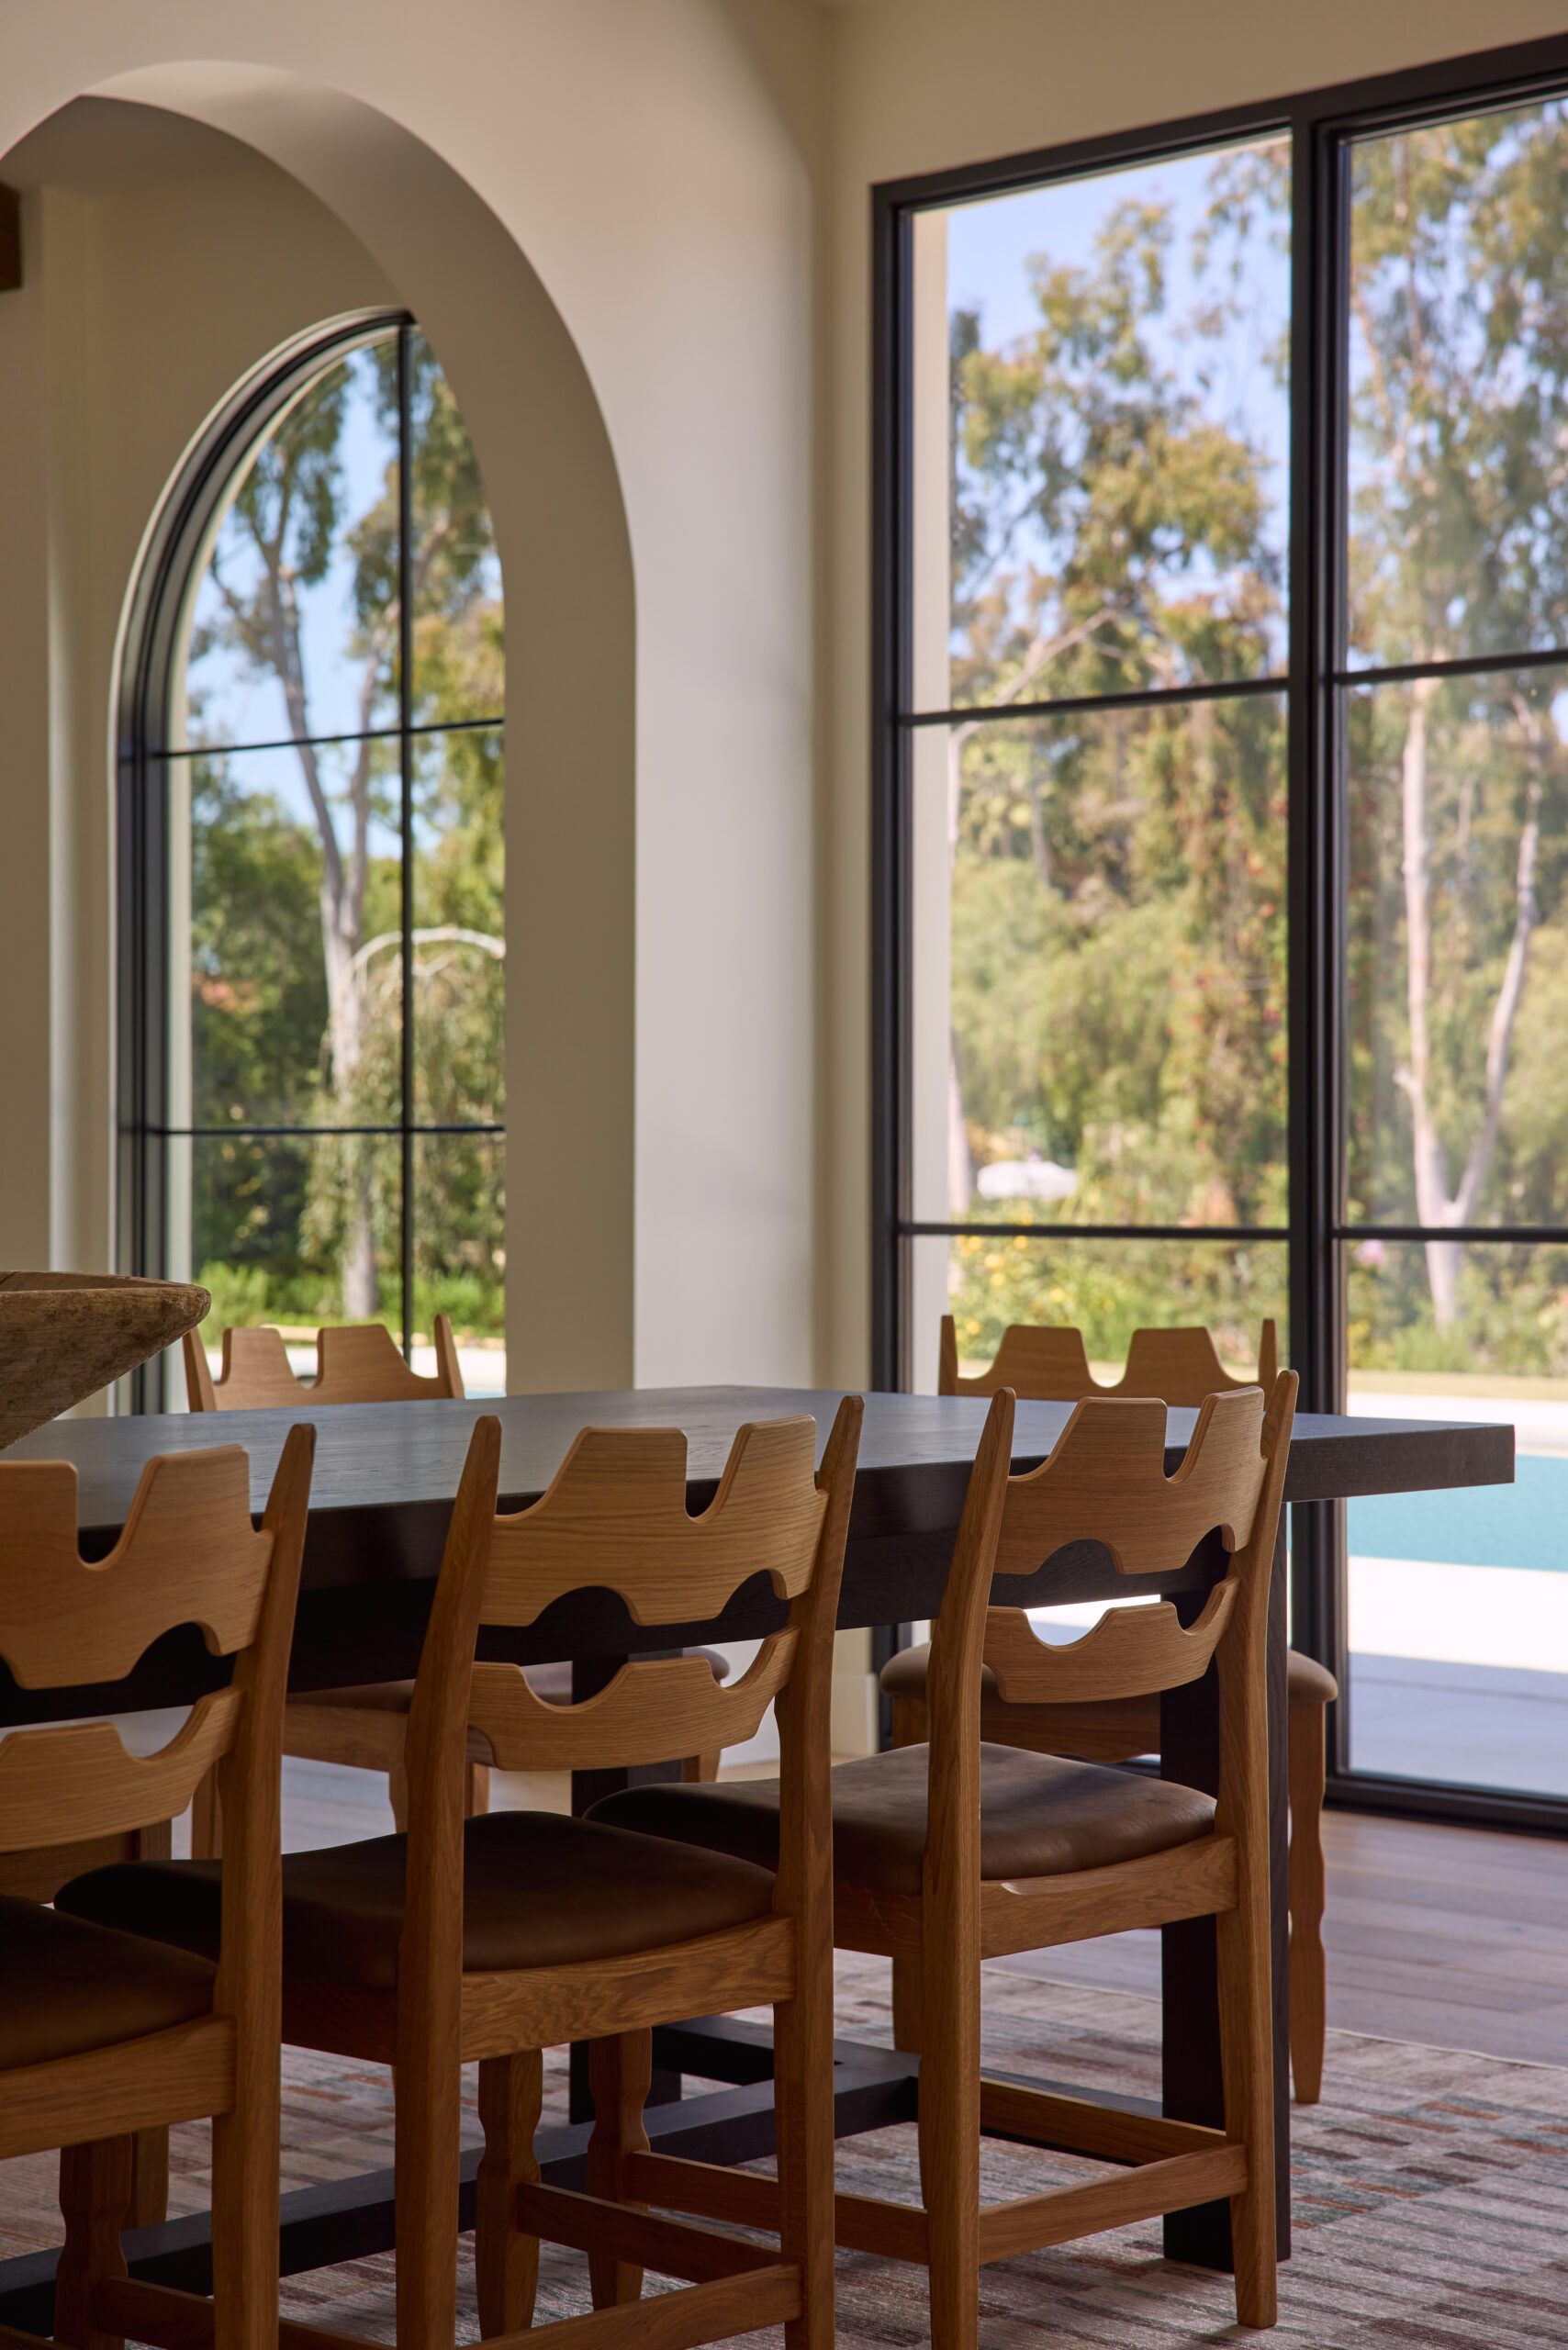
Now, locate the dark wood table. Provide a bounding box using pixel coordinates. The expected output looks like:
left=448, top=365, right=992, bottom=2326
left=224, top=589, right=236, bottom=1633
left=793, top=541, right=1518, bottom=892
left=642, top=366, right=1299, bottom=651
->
left=0, top=1385, right=1513, bottom=2322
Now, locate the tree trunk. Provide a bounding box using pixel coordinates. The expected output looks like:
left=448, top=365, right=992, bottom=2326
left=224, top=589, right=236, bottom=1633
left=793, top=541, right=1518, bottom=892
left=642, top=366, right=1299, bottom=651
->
left=320, top=892, right=378, bottom=1322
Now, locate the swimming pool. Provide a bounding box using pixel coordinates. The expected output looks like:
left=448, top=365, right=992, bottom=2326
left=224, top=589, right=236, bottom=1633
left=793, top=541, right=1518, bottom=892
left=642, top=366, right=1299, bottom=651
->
left=1346, top=1451, right=1568, bottom=1572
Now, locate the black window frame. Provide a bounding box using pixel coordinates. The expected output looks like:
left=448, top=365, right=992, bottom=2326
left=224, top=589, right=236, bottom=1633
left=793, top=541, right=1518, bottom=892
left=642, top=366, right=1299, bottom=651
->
left=872, top=33, right=1568, bottom=1832
left=118, top=310, right=504, bottom=1409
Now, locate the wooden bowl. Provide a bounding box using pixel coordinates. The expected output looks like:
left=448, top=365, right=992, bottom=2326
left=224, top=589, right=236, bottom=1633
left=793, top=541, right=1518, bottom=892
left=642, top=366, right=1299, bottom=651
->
left=0, top=1270, right=210, bottom=1447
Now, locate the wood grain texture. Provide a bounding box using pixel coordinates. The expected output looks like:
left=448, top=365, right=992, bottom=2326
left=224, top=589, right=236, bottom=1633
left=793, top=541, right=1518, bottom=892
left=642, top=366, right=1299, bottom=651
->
left=0, top=1449, right=270, bottom=1687
left=0, top=1694, right=239, bottom=1850
left=283, top=1400, right=860, bottom=2350
left=830, top=1375, right=1296, bottom=2342
left=0, top=1423, right=313, bottom=2350
left=185, top=1316, right=465, bottom=1414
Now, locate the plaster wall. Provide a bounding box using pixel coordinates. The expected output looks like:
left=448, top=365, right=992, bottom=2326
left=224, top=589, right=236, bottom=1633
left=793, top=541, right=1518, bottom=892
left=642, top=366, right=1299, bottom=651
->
left=0, top=0, right=823, bottom=1394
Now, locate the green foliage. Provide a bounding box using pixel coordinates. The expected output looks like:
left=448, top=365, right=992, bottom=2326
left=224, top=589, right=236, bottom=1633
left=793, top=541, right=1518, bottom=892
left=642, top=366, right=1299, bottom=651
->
left=943, top=113, right=1568, bottom=1382
left=182, top=326, right=506, bottom=1343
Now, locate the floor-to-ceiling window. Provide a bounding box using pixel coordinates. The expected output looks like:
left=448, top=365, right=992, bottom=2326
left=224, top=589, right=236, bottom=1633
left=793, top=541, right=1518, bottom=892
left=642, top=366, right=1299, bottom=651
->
left=875, top=41, right=1568, bottom=1823
left=120, top=316, right=506, bottom=1400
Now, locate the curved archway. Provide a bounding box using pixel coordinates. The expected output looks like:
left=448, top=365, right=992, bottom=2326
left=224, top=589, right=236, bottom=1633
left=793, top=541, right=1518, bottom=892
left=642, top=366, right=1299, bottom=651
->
left=2, top=65, right=636, bottom=1391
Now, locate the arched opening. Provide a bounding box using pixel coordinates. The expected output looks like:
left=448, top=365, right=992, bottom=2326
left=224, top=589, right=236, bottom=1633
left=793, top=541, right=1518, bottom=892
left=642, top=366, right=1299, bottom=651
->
left=121, top=310, right=506, bottom=1403
left=0, top=69, right=637, bottom=1393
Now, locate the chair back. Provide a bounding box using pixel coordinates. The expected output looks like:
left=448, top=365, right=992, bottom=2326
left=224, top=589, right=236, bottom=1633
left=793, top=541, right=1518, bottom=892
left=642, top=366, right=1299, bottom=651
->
left=0, top=1430, right=313, bottom=1855
left=394, top=1402, right=861, bottom=2032
left=925, top=1376, right=1295, bottom=1868
left=938, top=1315, right=1280, bottom=1406
left=185, top=1314, right=465, bottom=1411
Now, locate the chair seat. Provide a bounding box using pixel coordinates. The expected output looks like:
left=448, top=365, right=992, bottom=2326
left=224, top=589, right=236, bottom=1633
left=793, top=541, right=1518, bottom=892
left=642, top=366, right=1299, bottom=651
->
left=293, top=1646, right=734, bottom=1716
left=590, top=1742, right=1216, bottom=1898
left=0, top=1892, right=215, bottom=2070
left=879, top=1640, right=1339, bottom=1710
left=58, top=1809, right=777, bottom=1994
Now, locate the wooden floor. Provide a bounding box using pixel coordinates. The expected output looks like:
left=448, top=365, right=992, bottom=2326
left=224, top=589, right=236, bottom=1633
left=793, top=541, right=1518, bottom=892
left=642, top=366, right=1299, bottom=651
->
left=998, top=1805, right=1568, bottom=2069
left=263, top=1754, right=1568, bottom=2072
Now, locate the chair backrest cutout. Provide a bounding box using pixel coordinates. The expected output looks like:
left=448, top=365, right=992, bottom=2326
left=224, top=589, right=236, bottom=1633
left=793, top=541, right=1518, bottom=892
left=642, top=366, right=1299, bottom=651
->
left=185, top=1315, right=465, bottom=1412
left=939, top=1314, right=1279, bottom=1407
left=470, top=1416, right=833, bottom=1774
left=0, top=1433, right=312, bottom=1853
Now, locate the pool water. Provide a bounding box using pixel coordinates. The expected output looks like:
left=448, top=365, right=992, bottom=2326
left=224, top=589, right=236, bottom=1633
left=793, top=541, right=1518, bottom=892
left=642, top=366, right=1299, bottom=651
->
left=1346, top=1452, right=1568, bottom=1572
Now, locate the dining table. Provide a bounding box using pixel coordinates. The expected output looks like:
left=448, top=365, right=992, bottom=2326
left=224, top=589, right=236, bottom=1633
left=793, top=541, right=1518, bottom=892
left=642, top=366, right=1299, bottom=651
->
left=0, top=1382, right=1513, bottom=2325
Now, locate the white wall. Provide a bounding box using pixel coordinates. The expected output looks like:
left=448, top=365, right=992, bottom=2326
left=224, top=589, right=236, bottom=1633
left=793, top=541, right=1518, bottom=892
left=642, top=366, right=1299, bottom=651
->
left=0, top=142, right=399, bottom=1300
left=0, top=0, right=824, bottom=1396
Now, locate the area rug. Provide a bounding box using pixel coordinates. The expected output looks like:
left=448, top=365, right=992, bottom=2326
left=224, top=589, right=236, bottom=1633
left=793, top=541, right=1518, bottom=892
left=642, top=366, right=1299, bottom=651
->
left=6, top=1953, right=1568, bottom=2346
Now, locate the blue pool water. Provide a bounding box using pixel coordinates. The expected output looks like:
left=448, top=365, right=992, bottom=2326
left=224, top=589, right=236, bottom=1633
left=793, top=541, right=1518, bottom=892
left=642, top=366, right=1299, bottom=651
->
left=1347, top=1451, right=1568, bottom=1572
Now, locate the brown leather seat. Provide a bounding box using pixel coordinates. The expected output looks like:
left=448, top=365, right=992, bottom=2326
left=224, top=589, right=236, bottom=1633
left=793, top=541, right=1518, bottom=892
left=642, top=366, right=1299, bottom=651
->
left=58, top=1809, right=777, bottom=1994
left=0, top=1892, right=215, bottom=2069
left=591, top=1742, right=1215, bottom=1898
left=300, top=1646, right=733, bottom=1718
left=879, top=1640, right=1339, bottom=1709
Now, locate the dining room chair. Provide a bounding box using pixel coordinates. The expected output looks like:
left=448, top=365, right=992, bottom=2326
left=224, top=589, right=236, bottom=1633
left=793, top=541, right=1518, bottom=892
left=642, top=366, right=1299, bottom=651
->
left=183, top=1316, right=732, bottom=1856
left=878, top=1315, right=1334, bottom=2105
left=586, top=1373, right=1297, bottom=2344
left=0, top=1423, right=312, bottom=2350
left=59, top=1396, right=862, bottom=2350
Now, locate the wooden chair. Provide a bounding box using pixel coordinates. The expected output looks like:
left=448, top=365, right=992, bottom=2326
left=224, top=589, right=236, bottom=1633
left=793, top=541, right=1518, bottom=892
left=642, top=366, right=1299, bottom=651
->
left=60, top=1398, right=863, bottom=2350
left=0, top=1424, right=312, bottom=2350
left=588, top=1375, right=1297, bottom=2344
left=879, top=1315, right=1334, bottom=2105
left=184, top=1316, right=730, bottom=1854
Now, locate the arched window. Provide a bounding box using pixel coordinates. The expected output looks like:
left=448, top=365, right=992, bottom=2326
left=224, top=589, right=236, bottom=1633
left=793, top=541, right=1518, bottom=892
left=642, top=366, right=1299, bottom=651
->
left=120, top=314, right=505, bottom=1401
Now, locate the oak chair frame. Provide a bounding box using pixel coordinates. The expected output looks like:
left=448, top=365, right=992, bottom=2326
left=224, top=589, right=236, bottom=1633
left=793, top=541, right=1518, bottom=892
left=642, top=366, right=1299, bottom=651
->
left=890, top=1315, right=1329, bottom=2106
left=184, top=1315, right=485, bottom=1854
left=0, top=1427, right=312, bottom=2350
left=263, top=1398, right=861, bottom=2350
left=635, top=1377, right=1296, bottom=2345
left=184, top=1317, right=722, bottom=1863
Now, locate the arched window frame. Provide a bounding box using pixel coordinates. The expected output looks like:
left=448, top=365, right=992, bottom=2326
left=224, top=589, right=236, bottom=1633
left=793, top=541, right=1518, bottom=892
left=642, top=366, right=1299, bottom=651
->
left=118, top=309, right=504, bottom=1407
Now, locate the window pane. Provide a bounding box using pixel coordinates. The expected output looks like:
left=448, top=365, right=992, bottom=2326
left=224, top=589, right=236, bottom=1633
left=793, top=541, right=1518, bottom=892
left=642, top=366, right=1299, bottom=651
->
left=1345, top=668, right=1568, bottom=1229
left=913, top=700, right=1287, bottom=1226
left=1345, top=1238, right=1568, bottom=1797
left=919, top=136, right=1290, bottom=711
left=180, top=336, right=402, bottom=750
left=1347, top=98, right=1568, bottom=672
left=412, top=727, right=504, bottom=1127
left=911, top=1233, right=1287, bottom=1392
left=408, top=330, right=504, bottom=723
left=180, top=1132, right=403, bottom=1346
left=414, top=1134, right=505, bottom=1393
left=176, top=743, right=403, bottom=1130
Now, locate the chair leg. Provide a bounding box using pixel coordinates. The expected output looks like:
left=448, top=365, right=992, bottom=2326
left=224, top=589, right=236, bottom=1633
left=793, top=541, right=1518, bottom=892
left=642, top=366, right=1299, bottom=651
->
left=56, top=2135, right=134, bottom=2350
left=465, top=1761, right=492, bottom=1818
left=585, top=2030, right=652, bottom=2308
left=190, top=1768, right=223, bottom=1861
left=890, top=1955, right=924, bottom=2053
left=1288, top=1696, right=1328, bottom=2106
left=392, top=2040, right=463, bottom=2350
left=476, top=2050, right=543, bottom=2336
left=128, top=2129, right=171, bottom=2231
left=1215, top=1888, right=1278, bottom=2330
left=774, top=1968, right=835, bottom=2344
left=917, top=1925, right=980, bottom=2350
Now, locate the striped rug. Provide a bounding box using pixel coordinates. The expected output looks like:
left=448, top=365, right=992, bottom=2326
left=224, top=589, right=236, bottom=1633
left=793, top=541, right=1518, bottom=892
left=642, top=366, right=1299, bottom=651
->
left=5, top=1953, right=1566, bottom=2345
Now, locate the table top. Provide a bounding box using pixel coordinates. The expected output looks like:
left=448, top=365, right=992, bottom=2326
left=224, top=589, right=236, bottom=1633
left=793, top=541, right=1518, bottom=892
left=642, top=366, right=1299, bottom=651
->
left=10, top=1381, right=1514, bottom=1565
left=0, top=1385, right=1514, bottom=1719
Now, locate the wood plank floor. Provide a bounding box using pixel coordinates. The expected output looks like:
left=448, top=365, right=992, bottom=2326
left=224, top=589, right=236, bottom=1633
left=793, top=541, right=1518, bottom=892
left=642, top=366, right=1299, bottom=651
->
left=264, top=1756, right=1568, bottom=2071
left=995, top=1805, right=1568, bottom=2069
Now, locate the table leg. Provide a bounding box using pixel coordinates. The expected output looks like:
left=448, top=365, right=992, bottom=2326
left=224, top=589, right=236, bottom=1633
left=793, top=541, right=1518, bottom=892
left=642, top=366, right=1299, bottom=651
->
left=1159, top=1526, right=1291, bottom=2266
